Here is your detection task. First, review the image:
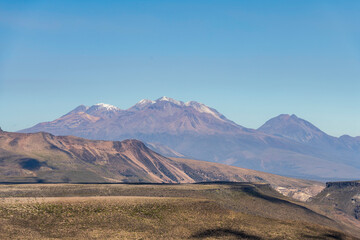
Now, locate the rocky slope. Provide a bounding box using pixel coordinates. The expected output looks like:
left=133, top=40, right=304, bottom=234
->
left=0, top=129, right=323, bottom=200
left=308, top=180, right=360, bottom=233
left=310, top=181, right=360, bottom=219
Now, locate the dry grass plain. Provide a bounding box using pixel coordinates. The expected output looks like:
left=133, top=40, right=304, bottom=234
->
left=0, top=183, right=358, bottom=240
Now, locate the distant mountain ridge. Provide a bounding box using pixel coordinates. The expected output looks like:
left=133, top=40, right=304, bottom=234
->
left=19, top=97, right=360, bottom=181
left=22, top=97, right=244, bottom=136
left=258, top=114, right=328, bottom=143
left=258, top=114, right=357, bottom=149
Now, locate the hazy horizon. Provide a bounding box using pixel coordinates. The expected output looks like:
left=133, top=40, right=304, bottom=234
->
left=1, top=1, right=359, bottom=137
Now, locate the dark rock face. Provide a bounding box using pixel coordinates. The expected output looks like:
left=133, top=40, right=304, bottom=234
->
left=354, top=205, right=360, bottom=219
left=326, top=181, right=360, bottom=188
left=311, top=180, right=360, bottom=220
left=19, top=158, right=42, bottom=171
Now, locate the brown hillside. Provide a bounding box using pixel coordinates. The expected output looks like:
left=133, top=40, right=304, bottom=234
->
left=0, top=130, right=323, bottom=200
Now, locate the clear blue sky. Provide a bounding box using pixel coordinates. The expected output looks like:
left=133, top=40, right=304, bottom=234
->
left=0, top=0, right=359, bottom=137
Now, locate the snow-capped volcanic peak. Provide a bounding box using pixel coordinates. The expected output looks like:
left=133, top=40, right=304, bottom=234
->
left=129, top=96, right=227, bottom=121
left=129, top=99, right=156, bottom=111
left=185, top=101, right=223, bottom=119
left=137, top=99, right=155, bottom=105
left=93, top=103, right=120, bottom=111
left=84, top=103, right=121, bottom=117
left=156, top=96, right=183, bottom=106
left=154, top=97, right=225, bottom=120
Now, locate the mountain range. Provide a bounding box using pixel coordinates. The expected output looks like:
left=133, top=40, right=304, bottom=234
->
left=19, top=97, right=360, bottom=181
left=0, top=129, right=323, bottom=201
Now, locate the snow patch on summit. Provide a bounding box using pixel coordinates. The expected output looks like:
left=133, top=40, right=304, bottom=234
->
left=154, top=97, right=225, bottom=121
left=129, top=99, right=156, bottom=111
left=94, top=103, right=120, bottom=111
left=157, top=96, right=183, bottom=106
left=138, top=99, right=156, bottom=105
left=129, top=97, right=228, bottom=121
left=185, top=101, right=222, bottom=120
